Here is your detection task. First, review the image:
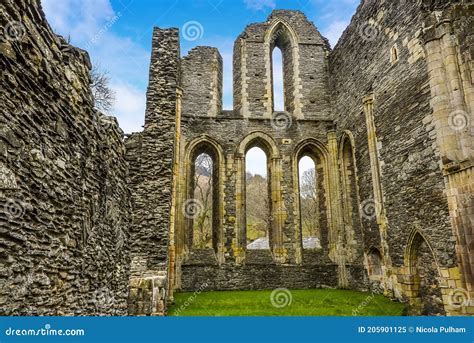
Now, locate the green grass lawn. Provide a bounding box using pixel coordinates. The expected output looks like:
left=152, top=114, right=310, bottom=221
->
left=168, top=289, right=406, bottom=316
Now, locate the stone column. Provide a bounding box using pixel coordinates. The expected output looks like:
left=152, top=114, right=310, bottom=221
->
left=263, top=40, right=274, bottom=118
left=270, top=156, right=286, bottom=263
left=327, top=130, right=348, bottom=288
left=217, top=151, right=226, bottom=265
left=173, top=133, right=188, bottom=290
left=234, top=154, right=246, bottom=264
left=362, top=95, right=393, bottom=294
left=237, top=39, right=250, bottom=118
left=167, top=87, right=183, bottom=302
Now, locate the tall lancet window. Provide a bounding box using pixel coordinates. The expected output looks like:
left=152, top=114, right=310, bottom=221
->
left=272, top=47, right=284, bottom=112
left=268, top=22, right=296, bottom=113
left=245, top=147, right=270, bottom=250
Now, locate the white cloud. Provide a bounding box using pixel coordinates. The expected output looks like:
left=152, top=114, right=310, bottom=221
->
left=322, top=20, right=349, bottom=48
left=42, top=0, right=149, bottom=134
left=110, top=82, right=145, bottom=133
left=42, top=0, right=115, bottom=40
left=246, top=147, right=267, bottom=177
left=244, top=0, right=276, bottom=11
left=308, top=0, right=358, bottom=46
left=299, top=156, right=315, bottom=174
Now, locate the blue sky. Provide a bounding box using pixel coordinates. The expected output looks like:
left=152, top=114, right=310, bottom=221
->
left=42, top=0, right=359, bottom=133
left=42, top=0, right=359, bottom=175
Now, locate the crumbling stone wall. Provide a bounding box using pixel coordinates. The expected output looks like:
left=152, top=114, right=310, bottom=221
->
left=416, top=238, right=445, bottom=316
left=182, top=47, right=222, bottom=117
left=176, top=115, right=365, bottom=291
left=330, top=0, right=449, bottom=266
left=125, top=27, right=181, bottom=315
left=0, top=0, right=130, bottom=315
left=2, top=0, right=470, bottom=317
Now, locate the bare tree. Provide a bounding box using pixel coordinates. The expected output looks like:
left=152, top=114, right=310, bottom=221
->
left=300, top=168, right=316, bottom=199
left=299, top=168, right=319, bottom=238
left=90, top=64, right=115, bottom=114
left=193, top=154, right=213, bottom=248
left=246, top=173, right=269, bottom=243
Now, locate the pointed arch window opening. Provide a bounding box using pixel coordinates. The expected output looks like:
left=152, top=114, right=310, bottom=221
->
left=269, top=24, right=296, bottom=114
left=245, top=146, right=271, bottom=250
left=298, top=155, right=321, bottom=249
left=191, top=152, right=215, bottom=249
left=406, top=232, right=446, bottom=315
left=272, top=46, right=285, bottom=112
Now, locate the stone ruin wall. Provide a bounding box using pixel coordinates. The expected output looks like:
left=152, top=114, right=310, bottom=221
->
left=0, top=0, right=131, bottom=315
left=233, top=10, right=332, bottom=119
left=174, top=11, right=367, bottom=292
left=330, top=0, right=453, bottom=297
left=177, top=117, right=352, bottom=292
left=163, top=1, right=472, bottom=315
left=181, top=46, right=222, bottom=117
left=422, top=0, right=473, bottom=315
left=117, top=1, right=473, bottom=316
left=0, top=0, right=472, bottom=317
left=330, top=0, right=473, bottom=315
left=125, top=28, right=181, bottom=315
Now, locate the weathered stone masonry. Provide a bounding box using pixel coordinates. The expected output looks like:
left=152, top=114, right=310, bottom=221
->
left=123, top=1, right=473, bottom=316
left=1, top=0, right=130, bottom=315
left=126, top=28, right=181, bottom=315
left=133, top=2, right=470, bottom=316
left=330, top=0, right=473, bottom=315
left=173, top=11, right=367, bottom=294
